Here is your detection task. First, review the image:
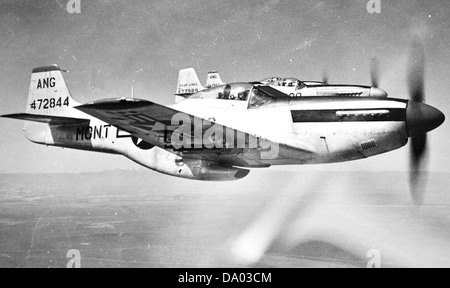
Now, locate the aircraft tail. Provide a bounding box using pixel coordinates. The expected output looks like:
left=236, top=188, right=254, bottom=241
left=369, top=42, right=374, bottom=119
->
left=206, top=71, right=224, bottom=88
left=25, top=65, right=80, bottom=115
left=175, top=68, right=204, bottom=102
left=1, top=65, right=89, bottom=144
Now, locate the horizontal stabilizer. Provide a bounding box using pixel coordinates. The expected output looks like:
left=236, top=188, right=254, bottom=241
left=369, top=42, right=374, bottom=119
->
left=1, top=113, right=90, bottom=125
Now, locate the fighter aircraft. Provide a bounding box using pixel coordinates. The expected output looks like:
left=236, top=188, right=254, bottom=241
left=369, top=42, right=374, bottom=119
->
left=1, top=39, right=444, bottom=205
left=176, top=58, right=387, bottom=99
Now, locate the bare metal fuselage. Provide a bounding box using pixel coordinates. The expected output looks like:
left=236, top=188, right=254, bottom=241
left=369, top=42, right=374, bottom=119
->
left=3, top=66, right=443, bottom=181
left=172, top=96, right=408, bottom=166
left=25, top=95, right=408, bottom=169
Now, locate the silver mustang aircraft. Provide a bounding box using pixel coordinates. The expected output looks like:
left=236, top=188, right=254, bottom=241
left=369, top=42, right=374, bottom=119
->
left=176, top=60, right=387, bottom=100
left=1, top=41, right=445, bottom=205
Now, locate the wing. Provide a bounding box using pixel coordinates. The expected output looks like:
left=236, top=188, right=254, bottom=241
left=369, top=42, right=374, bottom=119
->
left=75, top=98, right=278, bottom=165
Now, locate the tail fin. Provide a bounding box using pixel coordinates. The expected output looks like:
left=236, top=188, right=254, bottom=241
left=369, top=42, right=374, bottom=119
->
left=175, top=68, right=204, bottom=99
left=206, top=70, right=224, bottom=88
left=26, top=65, right=79, bottom=116
left=1, top=65, right=88, bottom=145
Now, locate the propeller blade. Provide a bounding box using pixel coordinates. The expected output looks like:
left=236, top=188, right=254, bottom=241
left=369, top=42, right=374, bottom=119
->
left=410, top=135, right=428, bottom=205
left=370, top=57, right=380, bottom=88
left=322, top=71, right=329, bottom=85
left=407, top=37, right=425, bottom=103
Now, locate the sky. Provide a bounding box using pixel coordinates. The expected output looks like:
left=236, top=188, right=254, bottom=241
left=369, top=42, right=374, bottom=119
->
left=0, top=0, right=450, bottom=174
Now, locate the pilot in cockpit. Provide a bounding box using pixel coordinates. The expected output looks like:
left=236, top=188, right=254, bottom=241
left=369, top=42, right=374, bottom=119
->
left=296, top=80, right=306, bottom=90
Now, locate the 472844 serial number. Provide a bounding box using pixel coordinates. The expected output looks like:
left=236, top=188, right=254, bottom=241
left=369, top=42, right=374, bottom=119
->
left=30, top=97, right=70, bottom=110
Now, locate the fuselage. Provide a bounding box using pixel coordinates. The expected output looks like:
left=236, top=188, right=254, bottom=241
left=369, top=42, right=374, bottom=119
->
left=26, top=83, right=408, bottom=169
left=173, top=83, right=408, bottom=166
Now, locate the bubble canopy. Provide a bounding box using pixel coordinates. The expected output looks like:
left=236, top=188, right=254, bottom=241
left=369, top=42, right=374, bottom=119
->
left=260, top=77, right=306, bottom=88
left=187, top=83, right=254, bottom=101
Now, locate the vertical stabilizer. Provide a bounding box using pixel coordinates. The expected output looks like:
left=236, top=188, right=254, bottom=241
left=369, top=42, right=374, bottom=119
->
left=175, top=68, right=204, bottom=102
left=26, top=64, right=79, bottom=116
left=206, top=70, right=224, bottom=88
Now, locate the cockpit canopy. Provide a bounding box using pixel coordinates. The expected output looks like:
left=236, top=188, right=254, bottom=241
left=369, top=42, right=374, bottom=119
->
left=260, top=77, right=307, bottom=89
left=186, top=82, right=287, bottom=109
left=188, top=83, right=253, bottom=102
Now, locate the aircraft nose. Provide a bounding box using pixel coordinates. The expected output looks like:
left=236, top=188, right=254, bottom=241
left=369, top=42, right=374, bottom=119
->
left=406, top=100, right=445, bottom=138
left=370, top=87, right=388, bottom=98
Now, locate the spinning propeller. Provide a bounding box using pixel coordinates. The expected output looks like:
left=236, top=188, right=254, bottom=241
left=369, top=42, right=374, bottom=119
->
left=405, top=37, right=445, bottom=205
left=319, top=41, right=443, bottom=205
left=321, top=59, right=387, bottom=97
left=365, top=39, right=444, bottom=205
left=321, top=59, right=380, bottom=87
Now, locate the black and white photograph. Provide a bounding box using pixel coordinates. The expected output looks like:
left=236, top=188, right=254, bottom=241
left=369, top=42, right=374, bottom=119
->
left=0, top=0, right=449, bottom=272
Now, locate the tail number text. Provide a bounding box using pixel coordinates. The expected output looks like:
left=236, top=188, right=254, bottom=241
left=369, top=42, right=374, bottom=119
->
left=30, top=97, right=70, bottom=110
